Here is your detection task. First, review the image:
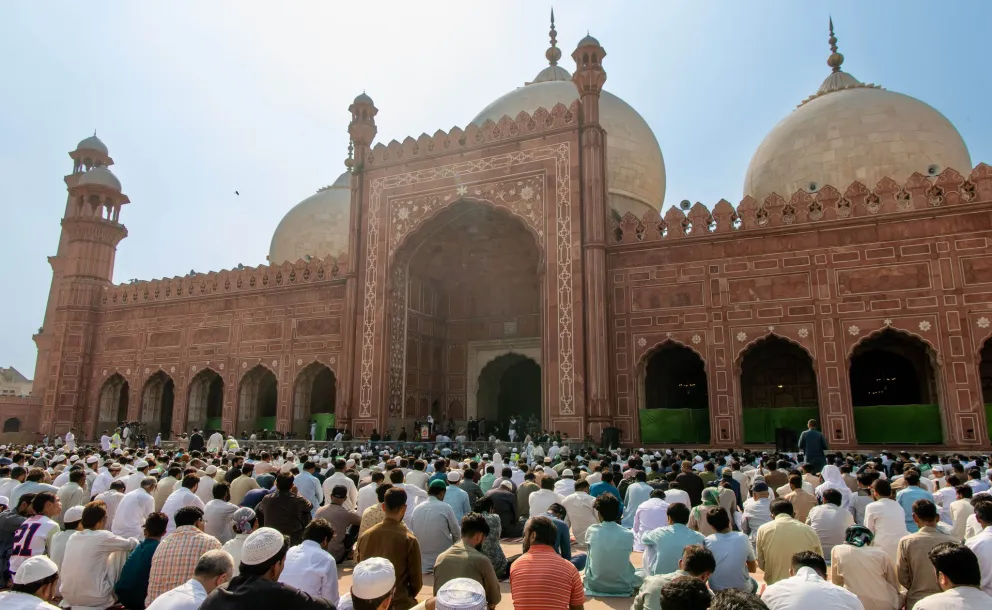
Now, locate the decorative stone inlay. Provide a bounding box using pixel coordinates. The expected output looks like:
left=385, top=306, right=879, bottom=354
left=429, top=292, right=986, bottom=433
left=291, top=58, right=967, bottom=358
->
left=848, top=325, right=860, bottom=336
left=364, top=143, right=575, bottom=418
left=387, top=258, right=408, bottom=416
left=242, top=362, right=248, bottom=369
left=884, top=319, right=893, bottom=326
left=798, top=328, right=809, bottom=339
left=102, top=369, right=107, bottom=376
left=271, top=360, right=278, bottom=368
left=330, top=356, right=337, bottom=365
left=767, top=326, right=775, bottom=332
left=691, top=334, right=701, bottom=345
left=144, top=367, right=150, bottom=375
left=296, top=358, right=303, bottom=366
left=918, top=320, right=931, bottom=332
left=637, top=337, right=646, bottom=348
left=665, top=332, right=672, bottom=338
left=219, top=363, right=225, bottom=371
left=978, top=317, right=990, bottom=329
left=169, top=367, right=175, bottom=374
left=736, top=332, right=747, bottom=342
left=191, top=365, right=197, bottom=372
left=126, top=368, right=131, bottom=375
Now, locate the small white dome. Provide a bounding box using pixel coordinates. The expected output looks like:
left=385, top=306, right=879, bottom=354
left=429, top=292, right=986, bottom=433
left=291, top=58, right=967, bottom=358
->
left=268, top=171, right=352, bottom=264
left=76, top=135, right=108, bottom=155
left=473, top=79, right=665, bottom=216
left=77, top=166, right=121, bottom=192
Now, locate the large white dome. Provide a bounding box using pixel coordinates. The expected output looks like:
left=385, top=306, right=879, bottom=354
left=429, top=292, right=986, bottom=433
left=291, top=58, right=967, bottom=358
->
left=745, top=34, right=970, bottom=203
left=268, top=171, right=351, bottom=264
left=472, top=70, right=665, bottom=217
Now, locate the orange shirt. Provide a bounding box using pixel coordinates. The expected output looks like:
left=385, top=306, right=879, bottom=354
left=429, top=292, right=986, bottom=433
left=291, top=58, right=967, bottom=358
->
left=509, top=545, right=584, bottom=610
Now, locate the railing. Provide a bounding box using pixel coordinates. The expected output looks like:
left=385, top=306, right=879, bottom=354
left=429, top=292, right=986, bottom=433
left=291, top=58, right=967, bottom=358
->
left=156, top=438, right=590, bottom=456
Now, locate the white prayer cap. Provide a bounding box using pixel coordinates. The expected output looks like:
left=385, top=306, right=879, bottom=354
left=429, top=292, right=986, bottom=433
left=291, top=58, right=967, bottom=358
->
left=693, top=456, right=703, bottom=463
left=109, top=462, right=122, bottom=470
left=69, top=455, right=79, bottom=463
left=64, top=505, right=85, bottom=523
left=280, top=462, right=295, bottom=473
left=665, top=449, right=672, bottom=455
left=0, top=496, right=9, bottom=507
left=352, top=557, right=396, bottom=600
left=500, top=480, right=513, bottom=490
left=86, top=456, right=99, bottom=464
left=134, top=460, right=149, bottom=469
left=562, top=469, right=574, bottom=477
left=436, top=577, right=486, bottom=610
left=346, top=459, right=356, bottom=468
left=447, top=470, right=462, bottom=482
left=241, top=527, right=287, bottom=565
left=205, top=465, right=218, bottom=475
left=13, top=555, right=58, bottom=585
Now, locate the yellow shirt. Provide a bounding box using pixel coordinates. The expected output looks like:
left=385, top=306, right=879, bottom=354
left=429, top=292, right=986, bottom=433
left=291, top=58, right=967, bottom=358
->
left=755, top=513, right=823, bottom=585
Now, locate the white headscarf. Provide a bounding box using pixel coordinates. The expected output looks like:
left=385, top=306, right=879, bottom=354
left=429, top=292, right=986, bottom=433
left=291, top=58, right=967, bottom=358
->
left=815, top=465, right=852, bottom=509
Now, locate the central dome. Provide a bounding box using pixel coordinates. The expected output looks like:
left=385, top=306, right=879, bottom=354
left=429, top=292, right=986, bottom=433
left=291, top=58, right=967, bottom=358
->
left=472, top=44, right=665, bottom=217
left=269, top=171, right=351, bottom=264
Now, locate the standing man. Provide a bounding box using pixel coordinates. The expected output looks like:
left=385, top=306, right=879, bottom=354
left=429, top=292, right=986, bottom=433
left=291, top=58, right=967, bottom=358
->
left=188, top=429, right=205, bottom=453
left=64, top=429, right=76, bottom=452
left=798, top=419, right=828, bottom=474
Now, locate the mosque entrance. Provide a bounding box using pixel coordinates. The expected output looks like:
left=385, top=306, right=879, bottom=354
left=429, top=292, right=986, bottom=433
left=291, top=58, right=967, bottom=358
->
left=97, top=373, right=130, bottom=436
left=186, top=368, right=225, bottom=434
left=849, top=329, right=942, bottom=444
left=979, top=339, right=992, bottom=443
left=389, top=200, right=543, bottom=438
left=293, top=362, right=336, bottom=440
left=638, top=343, right=710, bottom=444
left=140, top=371, right=175, bottom=441
left=477, top=353, right=542, bottom=439
left=237, top=365, right=278, bottom=435
left=738, top=336, right=819, bottom=444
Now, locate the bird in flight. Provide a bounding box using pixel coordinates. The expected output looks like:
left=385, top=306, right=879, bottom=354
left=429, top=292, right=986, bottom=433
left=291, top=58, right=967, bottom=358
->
left=235, top=190, right=240, bottom=196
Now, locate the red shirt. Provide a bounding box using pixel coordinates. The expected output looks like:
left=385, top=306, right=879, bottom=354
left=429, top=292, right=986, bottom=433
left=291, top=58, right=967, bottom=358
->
left=510, top=545, right=585, bottom=610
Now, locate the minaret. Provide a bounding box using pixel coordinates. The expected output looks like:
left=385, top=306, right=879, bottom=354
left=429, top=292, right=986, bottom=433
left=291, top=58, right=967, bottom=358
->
left=34, top=135, right=129, bottom=436
left=572, top=35, right=612, bottom=431
left=338, top=92, right=378, bottom=434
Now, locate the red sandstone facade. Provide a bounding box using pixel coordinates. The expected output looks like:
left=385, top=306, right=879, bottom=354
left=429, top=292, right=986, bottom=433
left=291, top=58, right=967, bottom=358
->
left=14, top=36, right=992, bottom=449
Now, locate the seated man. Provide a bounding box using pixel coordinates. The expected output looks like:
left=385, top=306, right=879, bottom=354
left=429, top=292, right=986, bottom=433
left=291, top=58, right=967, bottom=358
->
left=633, top=544, right=715, bottom=610
left=761, top=551, right=865, bottom=610
left=633, top=489, right=669, bottom=552
left=915, top=542, right=992, bottom=609
left=703, top=506, right=758, bottom=593
left=640, top=502, right=705, bottom=576
left=582, top=493, right=642, bottom=596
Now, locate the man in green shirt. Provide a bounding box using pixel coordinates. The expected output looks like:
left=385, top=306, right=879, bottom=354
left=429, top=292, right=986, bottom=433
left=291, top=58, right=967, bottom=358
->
left=115, top=512, right=168, bottom=609
left=633, top=544, right=715, bottom=610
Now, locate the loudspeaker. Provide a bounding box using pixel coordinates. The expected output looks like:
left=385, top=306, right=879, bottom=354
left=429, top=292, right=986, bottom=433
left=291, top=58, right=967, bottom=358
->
left=774, top=427, right=798, bottom=453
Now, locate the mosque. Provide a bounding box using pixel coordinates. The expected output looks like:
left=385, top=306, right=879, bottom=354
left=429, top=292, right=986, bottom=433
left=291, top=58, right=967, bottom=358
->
left=4, top=16, right=992, bottom=450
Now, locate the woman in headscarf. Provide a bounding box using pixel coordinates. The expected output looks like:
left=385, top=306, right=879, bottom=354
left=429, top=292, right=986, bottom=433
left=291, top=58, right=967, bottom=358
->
left=816, top=464, right=853, bottom=509
left=830, top=525, right=902, bottom=610
left=221, top=507, right=257, bottom=577
left=687, top=488, right=724, bottom=536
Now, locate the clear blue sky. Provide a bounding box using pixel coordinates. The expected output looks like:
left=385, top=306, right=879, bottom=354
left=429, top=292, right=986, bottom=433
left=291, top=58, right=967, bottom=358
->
left=2, top=1, right=989, bottom=378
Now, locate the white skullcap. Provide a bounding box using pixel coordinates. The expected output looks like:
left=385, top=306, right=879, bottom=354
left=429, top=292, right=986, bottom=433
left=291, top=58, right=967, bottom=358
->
left=13, top=555, right=58, bottom=585
left=500, top=480, right=513, bottom=490
left=0, top=495, right=9, bottom=506
left=110, top=462, right=122, bottom=470
left=64, top=505, right=85, bottom=523
left=436, top=577, right=487, bottom=610
left=346, top=459, right=356, bottom=468
left=694, top=456, right=703, bottom=462
left=352, top=557, right=396, bottom=600
left=241, top=527, right=286, bottom=566
left=85, top=456, right=99, bottom=464
left=68, top=455, right=78, bottom=462
left=205, top=465, right=218, bottom=475
left=562, top=469, right=574, bottom=477
left=447, top=470, right=462, bottom=482
left=665, top=449, right=672, bottom=455
left=134, top=460, right=149, bottom=469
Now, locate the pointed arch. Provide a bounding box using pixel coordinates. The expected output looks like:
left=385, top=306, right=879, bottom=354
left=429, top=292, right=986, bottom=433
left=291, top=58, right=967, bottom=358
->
left=477, top=352, right=541, bottom=434
left=292, top=361, right=337, bottom=439
left=637, top=341, right=710, bottom=444
left=186, top=367, right=225, bottom=433
left=635, top=337, right=706, bottom=372
left=738, top=334, right=820, bottom=444
left=847, top=324, right=940, bottom=363
left=734, top=331, right=815, bottom=371
left=237, top=364, right=279, bottom=433
left=97, top=372, right=130, bottom=427
left=140, top=370, right=175, bottom=440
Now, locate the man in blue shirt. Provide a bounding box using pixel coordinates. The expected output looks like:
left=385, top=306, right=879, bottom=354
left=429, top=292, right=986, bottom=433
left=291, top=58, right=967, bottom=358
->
left=895, top=470, right=934, bottom=533
left=640, top=502, right=706, bottom=576
left=543, top=503, right=585, bottom=570
left=589, top=471, right=624, bottom=516
left=798, top=419, right=829, bottom=474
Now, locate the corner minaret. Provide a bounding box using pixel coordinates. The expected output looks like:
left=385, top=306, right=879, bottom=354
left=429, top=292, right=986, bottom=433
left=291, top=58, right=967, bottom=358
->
left=572, top=35, right=613, bottom=431
left=338, top=92, right=379, bottom=434
left=34, top=135, right=129, bottom=436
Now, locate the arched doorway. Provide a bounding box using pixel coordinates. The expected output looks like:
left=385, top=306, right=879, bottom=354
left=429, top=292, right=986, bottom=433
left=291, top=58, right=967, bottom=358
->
left=140, top=371, right=175, bottom=441
left=980, top=339, right=992, bottom=442
left=850, top=329, right=942, bottom=443
left=739, top=336, right=819, bottom=444
left=477, top=353, right=541, bottom=439
left=187, top=369, right=225, bottom=434
left=97, top=373, right=130, bottom=435
left=3, top=418, right=20, bottom=433
left=639, top=343, right=710, bottom=444
left=391, top=200, right=543, bottom=437
left=293, top=362, right=336, bottom=440
left=238, top=365, right=278, bottom=435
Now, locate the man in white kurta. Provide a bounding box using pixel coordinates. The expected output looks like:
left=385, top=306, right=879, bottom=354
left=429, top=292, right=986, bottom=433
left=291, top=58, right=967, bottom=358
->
left=206, top=431, right=224, bottom=452
left=632, top=492, right=670, bottom=552
left=322, top=469, right=358, bottom=512
left=621, top=475, right=654, bottom=528
left=161, top=480, right=205, bottom=534
left=864, top=482, right=910, bottom=564
left=277, top=535, right=340, bottom=606
left=64, top=431, right=75, bottom=451
left=762, top=564, right=865, bottom=610
left=113, top=480, right=157, bottom=539
left=60, top=522, right=138, bottom=608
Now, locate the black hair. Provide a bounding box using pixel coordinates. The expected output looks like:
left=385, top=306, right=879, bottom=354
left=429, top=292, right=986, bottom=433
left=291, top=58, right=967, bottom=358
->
left=681, top=544, right=716, bottom=576
left=144, top=512, right=169, bottom=537
left=667, top=502, right=691, bottom=525
left=822, top=488, right=842, bottom=507
left=182, top=474, right=199, bottom=489
left=791, top=551, right=827, bottom=578
left=460, top=512, right=490, bottom=539
left=475, top=496, right=493, bottom=513
left=660, top=576, right=711, bottom=610
left=384, top=487, right=407, bottom=512
left=353, top=589, right=394, bottom=610
left=69, top=469, right=86, bottom=484
left=928, top=542, right=981, bottom=587
left=32, top=491, right=57, bottom=515
left=275, top=472, right=294, bottom=492
left=213, top=482, right=231, bottom=500
left=304, top=518, right=334, bottom=544
left=710, top=590, right=770, bottom=610
left=524, top=515, right=558, bottom=546
left=594, top=493, right=621, bottom=522
left=540, top=477, right=554, bottom=490
left=650, top=489, right=667, bottom=500
left=175, top=506, right=204, bottom=528
left=872, top=479, right=892, bottom=497
left=770, top=499, right=794, bottom=517
left=81, top=500, right=107, bottom=529
left=704, top=506, right=731, bottom=531
left=375, top=483, right=393, bottom=503
left=912, top=499, right=938, bottom=522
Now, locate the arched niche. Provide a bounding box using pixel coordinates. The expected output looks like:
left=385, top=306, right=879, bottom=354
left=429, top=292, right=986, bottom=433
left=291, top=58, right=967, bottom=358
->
left=738, top=335, right=819, bottom=444
left=293, top=362, right=336, bottom=439
left=140, top=371, right=175, bottom=440
left=638, top=342, right=710, bottom=444
left=187, top=368, right=225, bottom=434
left=97, top=373, right=130, bottom=435
left=238, top=364, right=278, bottom=435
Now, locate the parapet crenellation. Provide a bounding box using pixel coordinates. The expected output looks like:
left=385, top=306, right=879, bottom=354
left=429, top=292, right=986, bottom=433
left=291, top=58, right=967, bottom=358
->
left=100, top=253, right=348, bottom=308
left=611, top=164, right=992, bottom=245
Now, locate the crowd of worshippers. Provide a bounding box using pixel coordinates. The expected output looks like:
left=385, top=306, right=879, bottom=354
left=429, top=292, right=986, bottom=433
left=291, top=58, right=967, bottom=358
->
left=0, top=438, right=990, bottom=610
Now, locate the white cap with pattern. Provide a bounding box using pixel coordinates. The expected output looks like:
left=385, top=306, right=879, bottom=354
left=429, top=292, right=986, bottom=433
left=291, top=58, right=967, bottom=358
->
left=13, top=555, right=58, bottom=585
left=436, top=577, right=487, bottom=610
left=240, top=527, right=286, bottom=565
left=351, top=557, right=396, bottom=600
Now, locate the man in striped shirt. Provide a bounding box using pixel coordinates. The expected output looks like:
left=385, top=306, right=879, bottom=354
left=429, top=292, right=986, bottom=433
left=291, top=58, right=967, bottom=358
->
left=509, top=516, right=585, bottom=610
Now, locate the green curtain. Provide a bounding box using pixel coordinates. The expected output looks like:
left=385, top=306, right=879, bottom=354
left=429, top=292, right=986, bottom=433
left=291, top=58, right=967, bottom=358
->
left=204, top=417, right=222, bottom=432
left=313, top=413, right=335, bottom=441
left=853, top=405, right=942, bottom=444
left=742, top=407, right=819, bottom=444
left=254, top=417, right=277, bottom=432
left=639, top=409, right=710, bottom=444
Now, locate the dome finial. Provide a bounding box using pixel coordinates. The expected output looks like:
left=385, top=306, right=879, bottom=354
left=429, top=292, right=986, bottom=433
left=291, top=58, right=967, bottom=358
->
left=545, top=8, right=562, bottom=66
left=827, top=16, right=844, bottom=72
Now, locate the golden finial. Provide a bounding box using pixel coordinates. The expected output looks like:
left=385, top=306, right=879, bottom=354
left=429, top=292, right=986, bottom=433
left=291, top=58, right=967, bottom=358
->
left=344, top=140, right=354, bottom=170
left=545, top=8, right=562, bottom=66
left=827, top=16, right=844, bottom=72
